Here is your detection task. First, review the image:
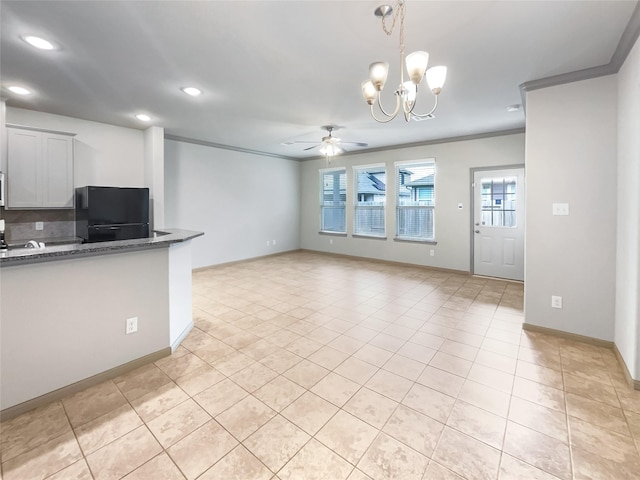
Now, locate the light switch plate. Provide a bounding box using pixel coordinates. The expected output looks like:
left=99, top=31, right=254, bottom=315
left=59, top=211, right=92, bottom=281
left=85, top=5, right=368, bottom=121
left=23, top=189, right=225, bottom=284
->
left=552, top=203, right=569, bottom=216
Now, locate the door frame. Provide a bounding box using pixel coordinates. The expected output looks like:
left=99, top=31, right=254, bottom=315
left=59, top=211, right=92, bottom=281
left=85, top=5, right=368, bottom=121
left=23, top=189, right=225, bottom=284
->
left=469, top=164, right=525, bottom=278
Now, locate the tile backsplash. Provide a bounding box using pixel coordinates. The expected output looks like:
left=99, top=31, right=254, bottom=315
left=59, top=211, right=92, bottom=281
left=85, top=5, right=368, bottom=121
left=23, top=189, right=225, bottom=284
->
left=0, top=208, right=75, bottom=242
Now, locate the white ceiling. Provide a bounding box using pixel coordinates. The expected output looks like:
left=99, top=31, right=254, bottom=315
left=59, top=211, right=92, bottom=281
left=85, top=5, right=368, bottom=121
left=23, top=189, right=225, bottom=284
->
left=1, top=0, right=638, bottom=160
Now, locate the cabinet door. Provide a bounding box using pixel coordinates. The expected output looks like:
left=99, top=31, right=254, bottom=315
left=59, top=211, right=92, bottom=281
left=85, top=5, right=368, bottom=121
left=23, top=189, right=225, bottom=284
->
left=43, top=134, right=74, bottom=208
left=7, top=128, right=42, bottom=208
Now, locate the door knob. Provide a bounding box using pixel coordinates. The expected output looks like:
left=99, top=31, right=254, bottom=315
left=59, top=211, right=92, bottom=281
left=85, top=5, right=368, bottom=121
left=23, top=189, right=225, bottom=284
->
left=475, top=223, right=480, bottom=226
left=475, top=230, right=480, bottom=233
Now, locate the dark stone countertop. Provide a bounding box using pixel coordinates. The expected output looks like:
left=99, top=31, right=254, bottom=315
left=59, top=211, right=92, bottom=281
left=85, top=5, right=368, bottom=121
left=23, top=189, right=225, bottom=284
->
left=7, top=236, right=82, bottom=248
left=0, top=229, right=204, bottom=266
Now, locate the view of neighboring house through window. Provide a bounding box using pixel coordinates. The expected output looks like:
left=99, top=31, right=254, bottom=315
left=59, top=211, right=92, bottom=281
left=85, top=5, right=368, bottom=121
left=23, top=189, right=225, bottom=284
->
left=320, top=168, right=346, bottom=233
left=481, top=176, right=517, bottom=227
left=396, top=160, right=436, bottom=241
left=354, top=165, right=386, bottom=237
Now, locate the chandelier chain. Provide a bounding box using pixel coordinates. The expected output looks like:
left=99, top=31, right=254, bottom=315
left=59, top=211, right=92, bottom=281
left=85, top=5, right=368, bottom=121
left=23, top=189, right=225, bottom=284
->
left=381, top=1, right=406, bottom=74
left=381, top=1, right=405, bottom=38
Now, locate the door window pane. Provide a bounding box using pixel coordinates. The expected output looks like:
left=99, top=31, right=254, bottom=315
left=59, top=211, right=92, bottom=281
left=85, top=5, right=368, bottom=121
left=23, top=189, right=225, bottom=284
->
left=480, top=176, right=517, bottom=228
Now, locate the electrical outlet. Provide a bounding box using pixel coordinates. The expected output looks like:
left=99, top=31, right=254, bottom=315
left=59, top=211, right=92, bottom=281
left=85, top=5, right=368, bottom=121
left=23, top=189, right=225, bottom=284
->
left=329, top=238, right=333, bottom=245
left=273, top=239, right=276, bottom=246
left=551, top=296, right=563, bottom=309
left=125, top=317, right=138, bottom=334
left=35, top=221, right=44, bottom=231
left=266, top=240, right=270, bottom=246
left=430, top=249, right=435, bottom=257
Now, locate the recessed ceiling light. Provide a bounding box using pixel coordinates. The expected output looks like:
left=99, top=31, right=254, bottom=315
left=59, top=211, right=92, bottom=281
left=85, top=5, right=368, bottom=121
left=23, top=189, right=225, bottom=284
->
left=181, top=87, right=202, bottom=97
left=21, top=35, right=56, bottom=50
left=507, top=104, right=522, bottom=112
left=8, top=86, right=31, bottom=95
left=135, top=114, right=151, bottom=122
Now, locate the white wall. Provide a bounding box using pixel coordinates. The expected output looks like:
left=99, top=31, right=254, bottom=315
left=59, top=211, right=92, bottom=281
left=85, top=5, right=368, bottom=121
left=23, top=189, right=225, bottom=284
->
left=525, top=75, right=618, bottom=341
left=144, top=126, right=166, bottom=229
left=299, top=134, right=525, bottom=272
left=6, top=107, right=145, bottom=187
left=164, top=140, right=301, bottom=269
left=615, top=37, right=640, bottom=378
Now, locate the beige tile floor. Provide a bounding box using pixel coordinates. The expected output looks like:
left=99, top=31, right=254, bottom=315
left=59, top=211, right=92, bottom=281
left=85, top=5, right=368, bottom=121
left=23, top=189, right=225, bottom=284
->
left=2, top=251, right=640, bottom=480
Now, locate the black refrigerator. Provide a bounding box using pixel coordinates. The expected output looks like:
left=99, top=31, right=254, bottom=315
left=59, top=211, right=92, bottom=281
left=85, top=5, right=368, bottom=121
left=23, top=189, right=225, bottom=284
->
left=75, top=186, right=150, bottom=243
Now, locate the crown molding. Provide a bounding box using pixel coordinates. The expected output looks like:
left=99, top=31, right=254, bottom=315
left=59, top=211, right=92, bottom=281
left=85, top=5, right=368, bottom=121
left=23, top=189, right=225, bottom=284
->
left=520, top=1, right=640, bottom=104
left=611, top=1, right=640, bottom=68
left=164, top=134, right=299, bottom=161
left=166, top=128, right=526, bottom=163
left=304, top=128, right=526, bottom=161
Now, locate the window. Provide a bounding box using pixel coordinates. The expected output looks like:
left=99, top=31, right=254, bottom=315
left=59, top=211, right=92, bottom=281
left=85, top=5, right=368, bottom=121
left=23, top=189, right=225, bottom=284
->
left=353, top=165, right=386, bottom=237
left=480, top=176, right=517, bottom=227
left=320, top=168, right=346, bottom=233
left=396, top=160, right=435, bottom=241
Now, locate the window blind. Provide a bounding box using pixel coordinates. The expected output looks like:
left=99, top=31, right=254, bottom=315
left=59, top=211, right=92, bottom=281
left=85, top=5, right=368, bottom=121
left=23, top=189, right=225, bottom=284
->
left=354, top=165, right=386, bottom=237
left=396, top=161, right=436, bottom=241
left=320, top=168, right=346, bottom=233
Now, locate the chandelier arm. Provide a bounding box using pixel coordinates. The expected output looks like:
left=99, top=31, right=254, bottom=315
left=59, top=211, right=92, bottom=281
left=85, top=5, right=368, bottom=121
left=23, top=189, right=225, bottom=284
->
left=401, top=84, right=419, bottom=116
left=411, top=95, right=439, bottom=119
left=370, top=104, right=399, bottom=123
left=375, top=90, right=402, bottom=119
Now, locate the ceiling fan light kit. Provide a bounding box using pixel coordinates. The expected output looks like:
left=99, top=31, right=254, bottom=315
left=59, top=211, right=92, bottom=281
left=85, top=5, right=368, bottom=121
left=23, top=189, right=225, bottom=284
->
left=318, top=127, right=346, bottom=157
left=284, top=126, right=368, bottom=157
left=362, top=0, right=447, bottom=123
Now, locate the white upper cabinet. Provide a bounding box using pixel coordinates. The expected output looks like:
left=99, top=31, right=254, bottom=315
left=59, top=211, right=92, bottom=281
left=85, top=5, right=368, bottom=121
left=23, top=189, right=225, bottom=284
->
left=6, top=125, right=75, bottom=209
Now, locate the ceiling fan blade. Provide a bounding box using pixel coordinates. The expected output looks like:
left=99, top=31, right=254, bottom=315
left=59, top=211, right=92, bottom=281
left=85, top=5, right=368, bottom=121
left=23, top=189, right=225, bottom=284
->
left=303, top=144, right=320, bottom=151
left=340, top=142, right=369, bottom=147
left=283, top=140, right=323, bottom=145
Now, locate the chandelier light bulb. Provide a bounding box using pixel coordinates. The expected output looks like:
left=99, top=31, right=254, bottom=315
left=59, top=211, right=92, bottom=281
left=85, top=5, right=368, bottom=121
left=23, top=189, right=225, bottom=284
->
left=426, top=66, right=447, bottom=94
left=362, top=81, right=378, bottom=105
left=369, top=62, right=389, bottom=91
left=403, top=81, right=417, bottom=103
left=405, top=51, right=429, bottom=85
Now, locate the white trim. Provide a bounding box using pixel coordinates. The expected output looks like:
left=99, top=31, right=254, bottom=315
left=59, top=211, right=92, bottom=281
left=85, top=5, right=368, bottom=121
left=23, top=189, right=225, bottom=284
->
left=171, top=322, right=194, bottom=352
left=394, top=158, right=436, bottom=168
left=319, top=166, right=347, bottom=174
left=351, top=162, right=385, bottom=171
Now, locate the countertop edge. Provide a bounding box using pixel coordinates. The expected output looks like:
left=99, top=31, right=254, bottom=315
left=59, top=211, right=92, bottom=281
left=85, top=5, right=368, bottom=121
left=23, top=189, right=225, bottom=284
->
left=0, top=229, right=204, bottom=266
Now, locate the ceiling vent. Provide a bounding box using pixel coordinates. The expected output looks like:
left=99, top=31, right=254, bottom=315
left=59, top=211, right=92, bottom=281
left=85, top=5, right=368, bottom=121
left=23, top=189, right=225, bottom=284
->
left=412, top=113, right=435, bottom=122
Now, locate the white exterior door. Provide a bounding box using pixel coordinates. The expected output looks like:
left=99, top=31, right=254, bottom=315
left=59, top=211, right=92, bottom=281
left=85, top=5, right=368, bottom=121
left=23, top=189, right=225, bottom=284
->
left=473, top=167, right=525, bottom=281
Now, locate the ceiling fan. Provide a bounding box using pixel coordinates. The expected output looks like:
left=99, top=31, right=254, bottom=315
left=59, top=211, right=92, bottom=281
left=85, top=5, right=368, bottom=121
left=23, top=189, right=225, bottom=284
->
left=283, top=125, right=368, bottom=156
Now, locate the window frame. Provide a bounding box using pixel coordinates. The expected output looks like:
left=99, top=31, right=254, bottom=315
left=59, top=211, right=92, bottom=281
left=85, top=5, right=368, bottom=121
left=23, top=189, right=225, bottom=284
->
left=353, top=163, right=387, bottom=239
left=394, top=159, right=436, bottom=243
left=319, top=167, right=347, bottom=234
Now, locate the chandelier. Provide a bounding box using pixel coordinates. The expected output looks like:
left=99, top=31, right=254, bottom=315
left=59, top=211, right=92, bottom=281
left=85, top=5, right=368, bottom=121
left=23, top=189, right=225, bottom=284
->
left=361, top=0, right=447, bottom=123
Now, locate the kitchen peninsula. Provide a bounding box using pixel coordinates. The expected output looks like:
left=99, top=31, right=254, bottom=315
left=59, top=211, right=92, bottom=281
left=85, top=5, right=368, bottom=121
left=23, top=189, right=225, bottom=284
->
left=0, top=229, right=203, bottom=418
